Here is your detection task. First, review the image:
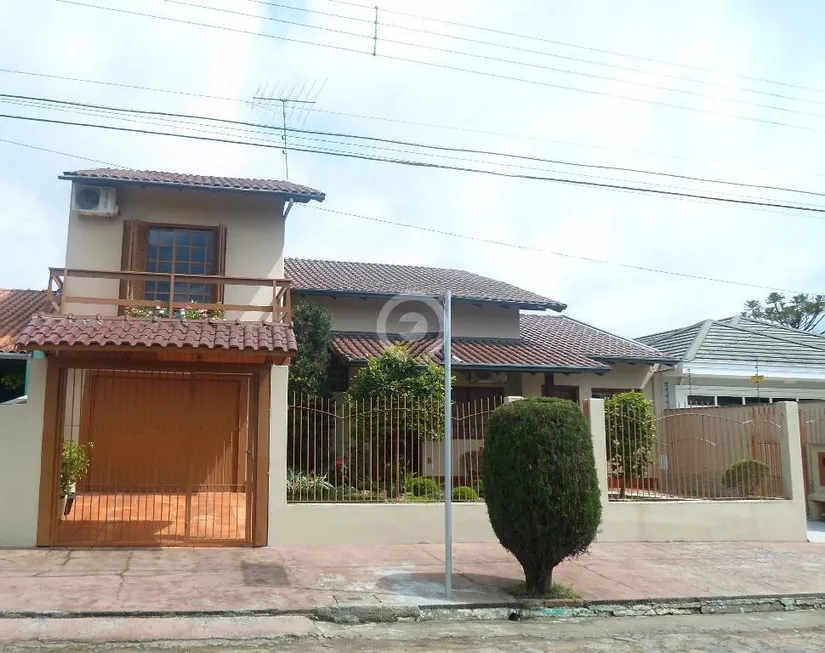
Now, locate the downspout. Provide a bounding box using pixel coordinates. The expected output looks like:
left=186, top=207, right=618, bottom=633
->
left=282, top=198, right=295, bottom=220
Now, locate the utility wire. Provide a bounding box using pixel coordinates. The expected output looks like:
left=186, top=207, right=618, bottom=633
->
left=166, top=0, right=825, bottom=120
left=241, top=0, right=825, bottom=108
left=4, top=111, right=825, bottom=214
left=307, top=205, right=816, bottom=295
left=5, top=66, right=825, bottom=180
left=327, top=0, right=825, bottom=97
left=13, top=94, right=822, bottom=210
left=7, top=92, right=825, bottom=200
left=55, top=1, right=825, bottom=134
left=0, top=135, right=816, bottom=296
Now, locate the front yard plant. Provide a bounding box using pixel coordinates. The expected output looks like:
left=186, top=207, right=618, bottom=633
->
left=723, top=458, right=771, bottom=497
left=604, top=391, right=657, bottom=499
left=452, top=485, right=480, bottom=502
left=483, top=398, right=601, bottom=596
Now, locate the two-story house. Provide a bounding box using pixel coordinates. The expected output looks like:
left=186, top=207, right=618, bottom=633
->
left=0, top=168, right=325, bottom=548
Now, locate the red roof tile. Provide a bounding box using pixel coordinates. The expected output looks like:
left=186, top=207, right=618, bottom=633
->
left=17, top=315, right=297, bottom=353
left=61, top=169, right=325, bottom=202
left=0, top=289, right=53, bottom=352
left=286, top=258, right=564, bottom=310
left=331, top=315, right=671, bottom=370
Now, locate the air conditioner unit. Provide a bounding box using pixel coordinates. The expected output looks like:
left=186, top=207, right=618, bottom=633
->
left=469, top=371, right=507, bottom=385
left=72, top=185, right=118, bottom=216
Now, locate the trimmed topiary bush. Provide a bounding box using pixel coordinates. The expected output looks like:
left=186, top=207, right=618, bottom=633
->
left=604, top=391, right=657, bottom=499
left=405, top=474, right=442, bottom=498
left=723, top=458, right=771, bottom=497
left=483, top=398, right=602, bottom=596
left=452, top=485, right=480, bottom=502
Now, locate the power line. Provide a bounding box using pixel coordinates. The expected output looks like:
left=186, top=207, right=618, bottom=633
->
left=326, top=0, right=825, bottom=97
left=166, top=0, right=825, bottom=121
left=308, top=205, right=816, bottom=295
left=5, top=66, right=825, bottom=180
left=13, top=93, right=822, bottom=211
left=241, top=0, right=825, bottom=108
left=55, top=0, right=825, bottom=134
left=7, top=92, right=825, bottom=200
left=1, top=134, right=816, bottom=296
left=4, top=110, right=825, bottom=214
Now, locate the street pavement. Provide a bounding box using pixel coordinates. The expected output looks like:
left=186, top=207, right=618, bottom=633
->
left=2, top=612, right=825, bottom=652
left=1, top=540, right=825, bottom=616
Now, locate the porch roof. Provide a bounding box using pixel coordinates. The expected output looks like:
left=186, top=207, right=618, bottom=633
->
left=331, top=314, right=673, bottom=371
left=16, top=314, right=297, bottom=353
left=0, top=289, right=52, bottom=352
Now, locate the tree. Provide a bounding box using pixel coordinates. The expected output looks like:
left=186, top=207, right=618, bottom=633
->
left=742, top=292, right=825, bottom=332
left=288, top=301, right=333, bottom=397
left=482, top=398, right=601, bottom=596
left=604, top=391, right=657, bottom=499
left=345, top=345, right=445, bottom=492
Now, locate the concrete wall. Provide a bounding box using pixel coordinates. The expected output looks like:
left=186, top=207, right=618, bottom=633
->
left=300, top=295, right=521, bottom=339
left=588, top=399, right=808, bottom=542
left=268, top=502, right=495, bottom=546
left=561, top=363, right=655, bottom=401
left=64, top=185, right=286, bottom=320
left=0, top=359, right=47, bottom=547
left=268, top=364, right=290, bottom=544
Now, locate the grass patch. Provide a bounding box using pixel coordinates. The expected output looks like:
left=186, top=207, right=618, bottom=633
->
left=506, top=581, right=582, bottom=600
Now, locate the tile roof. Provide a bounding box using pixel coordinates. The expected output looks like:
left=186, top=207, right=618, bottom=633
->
left=0, top=289, right=52, bottom=352
left=638, top=317, right=825, bottom=366
left=60, top=169, right=325, bottom=202
left=17, top=315, right=297, bottom=353
left=286, top=258, right=565, bottom=310
left=520, top=315, right=675, bottom=362
left=332, top=315, right=671, bottom=371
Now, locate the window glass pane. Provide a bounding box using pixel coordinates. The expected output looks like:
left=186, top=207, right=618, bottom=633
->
left=147, top=245, right=158, bottom=261
left=192, top=248, right=206, bottom=263
left=174, top=260, right=190, bottom=274
left=156, top=261, right=171, bottom=274
left=192, top=231, right=207, bottom=247
left=688, top=395, right=715, bottom=406
left=158, top=246, right=172, bottom=262
left=175, top=230, right=191, bottom=247
left=745, top=397, right=770, bottom=404
left=191, top=262, right=205, bottom=275
left=717, top=396, right=743, bottom=406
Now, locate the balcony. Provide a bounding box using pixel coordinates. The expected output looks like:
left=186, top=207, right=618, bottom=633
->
left=46, top=267, right=292, bottom=324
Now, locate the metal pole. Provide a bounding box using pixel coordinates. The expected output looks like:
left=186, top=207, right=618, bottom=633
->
left=443, top=289, right=453, bottom=598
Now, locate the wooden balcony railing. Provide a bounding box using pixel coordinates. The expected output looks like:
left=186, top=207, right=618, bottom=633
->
left=47, top=267, right=292, bottom=324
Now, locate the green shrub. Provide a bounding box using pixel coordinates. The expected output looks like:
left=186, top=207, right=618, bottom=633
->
left=60, top=441, right=93, bottom=497
left=452, top=486, right=480, bottom=502
left=286, top=469, right=333, bottom=498
left=723, top=458, right=771, bottom=496
left=405, top=474, right=442, bottom=498
left=483, top=398, right=601, bottom=596
left=604, top=391, right=657, bottom=498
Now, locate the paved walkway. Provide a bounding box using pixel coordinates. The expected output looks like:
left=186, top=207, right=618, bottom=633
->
left=0, top=541, right=824, bottom=614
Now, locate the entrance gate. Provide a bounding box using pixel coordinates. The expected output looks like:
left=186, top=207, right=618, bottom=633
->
left=43, top=365, right=259, bottom=547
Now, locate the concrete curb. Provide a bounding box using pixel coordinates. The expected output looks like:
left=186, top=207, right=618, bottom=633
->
left=313, top=593, right=825, bottom=624
left=1, top=593, right=824, bottom=625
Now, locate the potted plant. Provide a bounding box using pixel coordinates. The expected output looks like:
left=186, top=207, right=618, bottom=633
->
left=60, top=441, right=93, bottom=517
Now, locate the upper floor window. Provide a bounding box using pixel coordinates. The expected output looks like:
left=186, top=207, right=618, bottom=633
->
left=145, top=228, right=216, bottom=303
left=120, top=220, right=226, bottom=305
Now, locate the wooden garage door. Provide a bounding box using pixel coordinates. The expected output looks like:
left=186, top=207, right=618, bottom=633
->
left=80, top=372, right=247, bottom=491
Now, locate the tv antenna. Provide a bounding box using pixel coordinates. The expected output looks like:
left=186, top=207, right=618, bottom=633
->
left=251, top=78, right=327, bottom=180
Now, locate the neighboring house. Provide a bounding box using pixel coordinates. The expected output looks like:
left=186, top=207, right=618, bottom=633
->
left=286, top=258, right=675, bottom=404
left=639, top=315, right=825, bottom=409
left=0, top=168, right=325, bottom=548
left=0, top=289, right=50, bottom=404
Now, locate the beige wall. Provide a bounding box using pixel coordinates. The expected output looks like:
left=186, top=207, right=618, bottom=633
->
left=589, top=399, right=808, bottom=543
left=268, top=502, right=495, bottom=546
left=0, top=359, right=47, bottom=547
left=268, top=364, right=290, bottom=544
left=64, top=185, right=286, bottom=320
left=302, top=296, right=521, bottom=339
left=562, top=363, right=655, bottom=401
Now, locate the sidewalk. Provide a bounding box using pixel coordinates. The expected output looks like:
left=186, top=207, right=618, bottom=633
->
left=1, top=541, right=824, bottom=615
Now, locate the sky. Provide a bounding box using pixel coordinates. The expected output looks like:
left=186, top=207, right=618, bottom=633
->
left=1, top=0, right=824, bottom=338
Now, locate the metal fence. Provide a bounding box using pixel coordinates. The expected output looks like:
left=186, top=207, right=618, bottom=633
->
left=287, top=394, right=500, bottom=503
left=606, top=402, right=785, bottom=501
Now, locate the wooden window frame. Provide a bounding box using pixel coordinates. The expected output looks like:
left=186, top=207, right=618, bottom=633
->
left=120, top=220, right=227, bottom=306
